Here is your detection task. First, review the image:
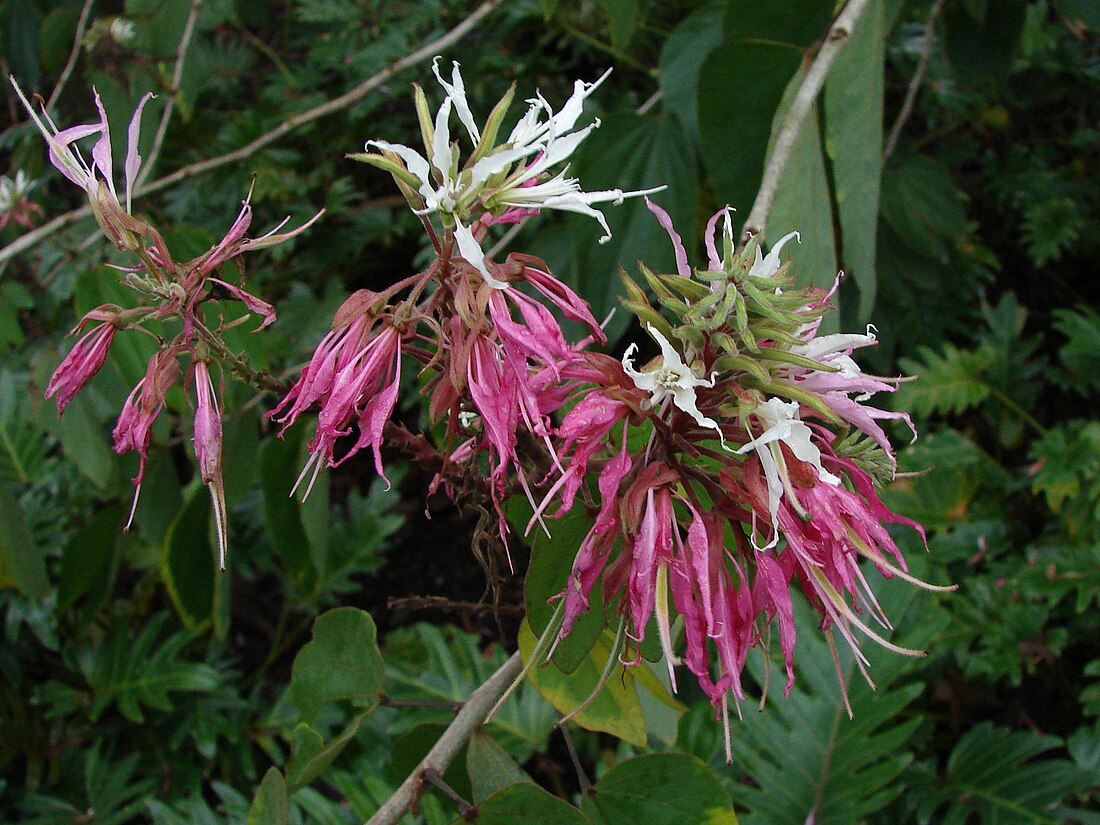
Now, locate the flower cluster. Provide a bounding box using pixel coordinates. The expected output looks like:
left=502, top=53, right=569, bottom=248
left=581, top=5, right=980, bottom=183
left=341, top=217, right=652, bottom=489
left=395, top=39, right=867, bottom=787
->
left=16, top=79, right=322, bottom=565
left=531, top=199, right=950, bottom=750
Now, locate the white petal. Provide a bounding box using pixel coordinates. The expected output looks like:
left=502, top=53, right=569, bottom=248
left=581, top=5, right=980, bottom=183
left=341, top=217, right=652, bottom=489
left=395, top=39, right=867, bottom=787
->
left=749, top=230, right=800, bottom=278
left=453, top=219, right=507, bottom=289
left=433, top=58, right=480, bottom=146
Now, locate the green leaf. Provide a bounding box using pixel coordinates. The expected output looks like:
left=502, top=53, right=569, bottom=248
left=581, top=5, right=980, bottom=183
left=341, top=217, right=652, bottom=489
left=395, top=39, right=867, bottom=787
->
left=596, top=0, right=638, bottom=51
left=247, top=768, right=289, bottom=825
left=48, top=389, right=118, bottom=492
left=659, top=4, right=725, bottom=145
left=80, top=613, right=220, bottom=724
left=4, top=0, right=42, bottom=88
left=512, top=496, right=605, bottom=674
left=519, top=622, right=647, bottom=747
left=260, top=427, right=315, bottom=589
left=582, top=753, right=737, bottom=825
left=942, top=0, right=1027, bottom=86
left=765, top=95, right=839, bottom=301
left=699, top=42, right=802, bottom=217
left=387, top=721, right=473, bottom=803
left=915, top=722, right=1098, bottom=824
left=466, top=729, right=532, bottom=804
left=723, top=0, right=835, bottom=48
left=1053, top=305, right=1100, bottom=394
left=690, top=557, right=946, bottom=825
left=457, top=782, right=590, bottom=825
left=289, top=607, right=384, bottom=723
left=896, top=344, right=995, bottom=418
left=879, top=155, right=967, bottom=261
left=58, top=505, right=122, bottom=614
left=384, top=624, right=556, bottom=762
left=564, top=113, right=698, bottom=339
left=161, top=486, right=216, bottom=629
left=285, top=712, right=367, bottom=791
left=822, top=0, right=886, bottom=319
left=0, top=496, right=47, bottom=598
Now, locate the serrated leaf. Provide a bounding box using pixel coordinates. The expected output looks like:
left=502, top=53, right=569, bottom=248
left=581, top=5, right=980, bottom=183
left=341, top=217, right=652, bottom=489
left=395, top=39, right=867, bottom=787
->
left=683, top=556, right=946, bottom=825
left=582, top=753, right=737, bottom=825
left=896, top=344, right=995, bottom=418
left=916, top=721, right=1097, bottom=824
left=289, top=607, right=383, bottom=724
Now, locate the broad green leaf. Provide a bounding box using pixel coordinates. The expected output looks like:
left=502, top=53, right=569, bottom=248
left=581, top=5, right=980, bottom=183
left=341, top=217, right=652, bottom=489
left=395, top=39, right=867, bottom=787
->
left=58, top=505, right=122, bottom=614
left=596, top=0, right=638, bottom=51
left=49, top=390, right=117, bottom=492
left=723, top=0, right=835, bottom=48
left=765, top=97, right=839, bottom=300
left=0, top=496, right=47, bottom=598
left=289, top=607, right=384, bottom=723
left=582, top=753, right=737, bottom=825
left=565, top=112, right=698, bottom=339
left=823, top=0, right=885, bottom=319
left=659, top=4, right=725, bottom=145
left=161, top=486, right=215, bottom=629
left=519, top=622, right=647, bottom=747
left=512, top=496, right=606, bottom=674
left=699, top=42, right=802, bottom=217
left=260, top=428, right=314, bottom=588
left=386, top=721, right=473, bottom=803
left=466, top=729, right=531, bottom=804
left=247, top=768, right=289, bottom=825
left=455, top=782, right=590, bottom=825
left=942, top=0, right=1027, bottom=86
left=285, top=712, right=367, bottom=791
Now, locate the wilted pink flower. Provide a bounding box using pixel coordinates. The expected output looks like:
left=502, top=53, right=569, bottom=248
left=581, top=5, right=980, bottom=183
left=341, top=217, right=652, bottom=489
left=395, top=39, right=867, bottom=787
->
left=113, top=349, right=180, bottom=527
left=45, top=306, right=121, bottom=414
left=11, top=77, right=154, bottom=250
left=192, top=360, right=228, bottom=568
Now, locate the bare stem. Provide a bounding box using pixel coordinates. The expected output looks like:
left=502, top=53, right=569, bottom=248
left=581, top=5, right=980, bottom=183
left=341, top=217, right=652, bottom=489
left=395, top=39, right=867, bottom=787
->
left=739, top=0, right=872, bottom=245
left=135, top=0, right=204, bottom=191
left=0, top=0, right=504, bottom=267
left=365, top=651, right=522, bottom=825
left=882, top=0, right=947, bottom=164
left=45, top=0, right=95, bottom=112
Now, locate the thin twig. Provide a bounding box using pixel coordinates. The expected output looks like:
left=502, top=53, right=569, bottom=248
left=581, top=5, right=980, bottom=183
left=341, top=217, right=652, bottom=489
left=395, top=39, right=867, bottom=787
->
left=882, top=0, right=947, bottom=164
left=560, top=724, right=592, bottom=795
left=365, top=651, right=522, bottom=825
left=739, top=0, right=872, bottom=245
left=45, top=0, right=95, bottom=111
left=0, top=0, right=504, bottom=267
left=135, top=0, right=204, bottom=191
left=422, top=769, right=474, bottom=816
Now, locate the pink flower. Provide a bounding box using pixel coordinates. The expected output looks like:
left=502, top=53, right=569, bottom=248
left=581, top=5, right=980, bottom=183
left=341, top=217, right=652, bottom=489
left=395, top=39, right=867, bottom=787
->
left=275, top=319, right=402, bottom=499
left=113, top=349, right=180, bottom=527
left=192, top=360, right=228, bottom=568
left=45, top=306, right=120, bottom=415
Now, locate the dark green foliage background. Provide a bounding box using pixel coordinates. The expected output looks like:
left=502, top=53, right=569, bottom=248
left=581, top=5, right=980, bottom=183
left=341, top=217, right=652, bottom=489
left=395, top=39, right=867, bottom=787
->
left=0, top=0, right=1098, bottom=822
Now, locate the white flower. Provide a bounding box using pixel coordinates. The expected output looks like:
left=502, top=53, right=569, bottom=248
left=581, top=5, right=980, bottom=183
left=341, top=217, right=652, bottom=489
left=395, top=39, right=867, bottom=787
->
left=361, top=59, right=664, bottom=288
left=735, top=397, right=840, bottom=548
left=110, top=18, right=136, bottom=44
left=623, top=324, right=725, bottom=444
left=748, top=230, right=800, bottom=279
